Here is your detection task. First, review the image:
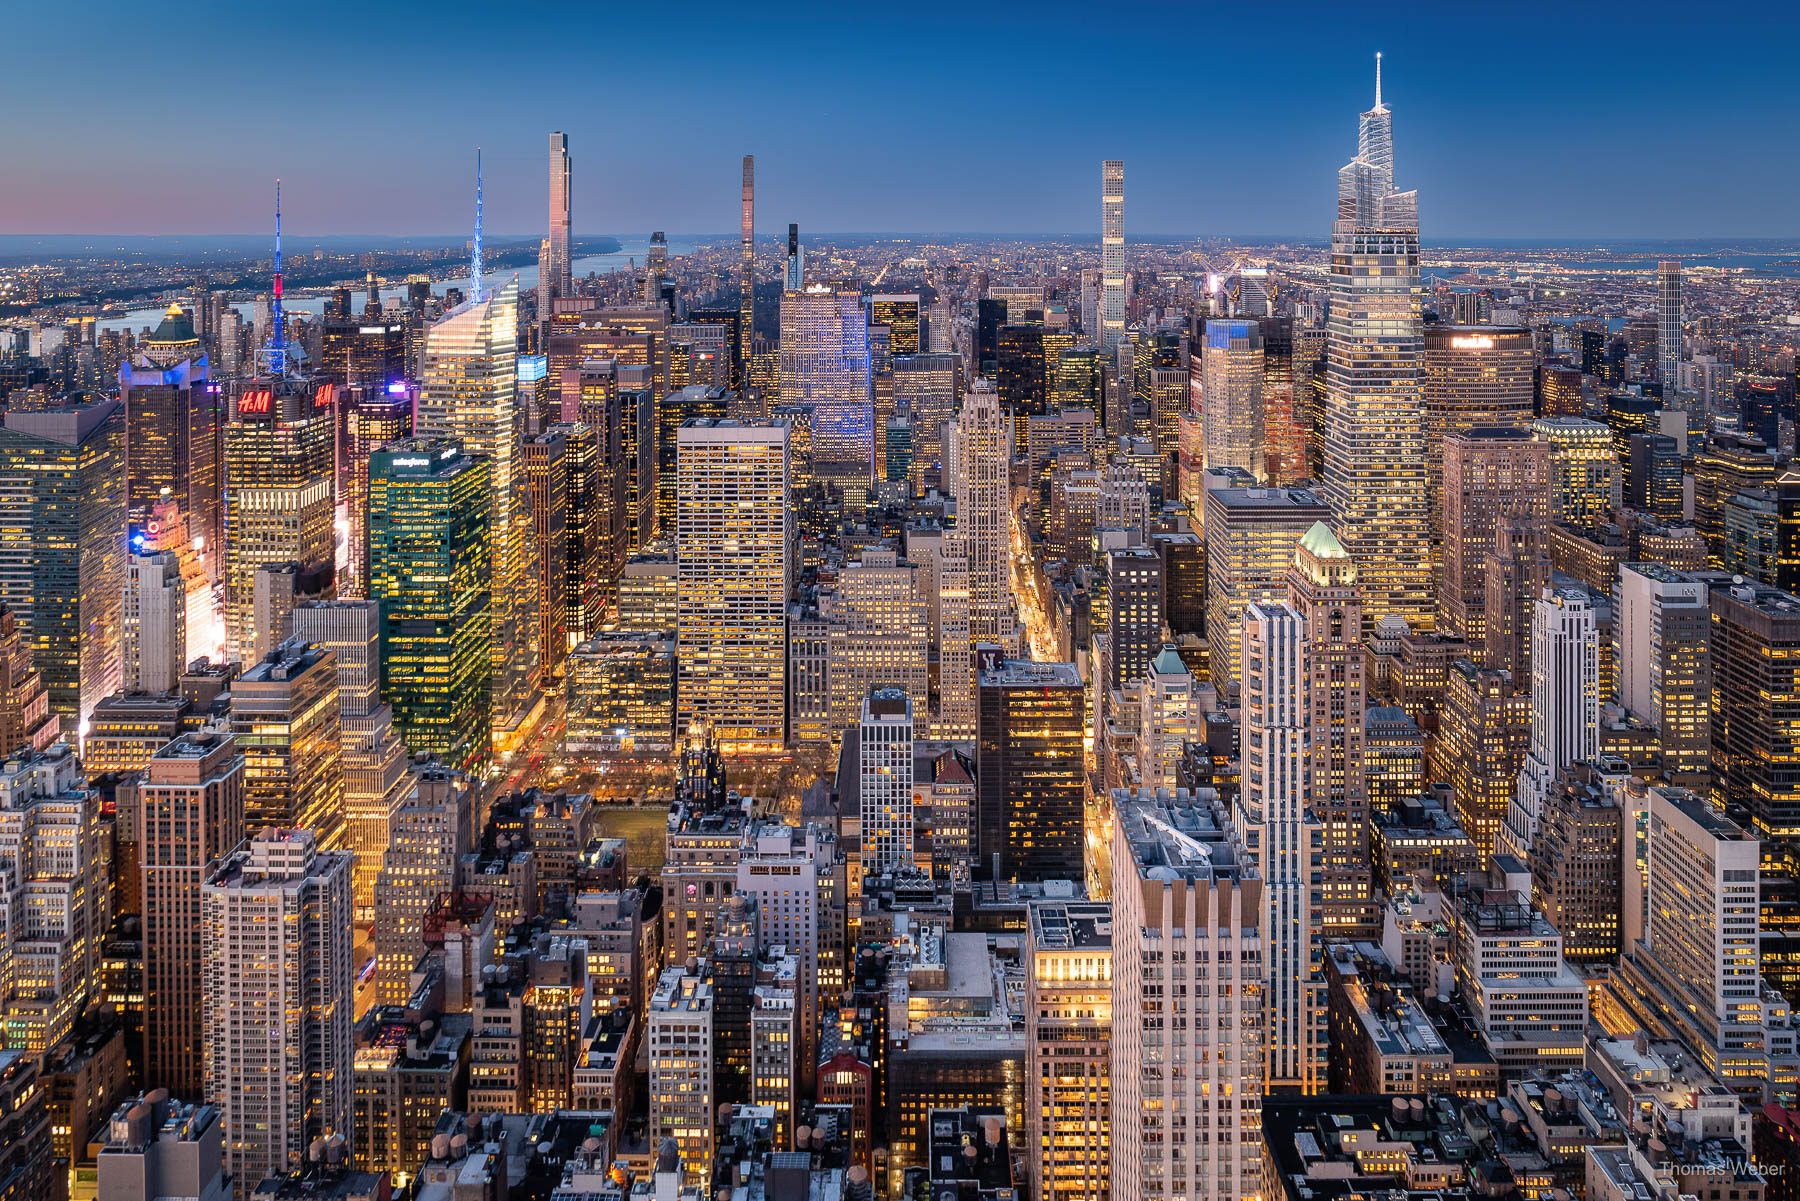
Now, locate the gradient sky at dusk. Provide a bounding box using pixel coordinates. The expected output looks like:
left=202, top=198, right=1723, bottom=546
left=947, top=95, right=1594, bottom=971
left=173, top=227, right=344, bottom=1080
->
left=7, top=0, right=1798, bottom=240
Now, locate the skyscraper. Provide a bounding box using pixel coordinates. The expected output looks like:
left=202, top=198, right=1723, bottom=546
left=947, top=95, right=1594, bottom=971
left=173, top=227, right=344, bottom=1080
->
left=1288, top=523, right=1370, bottom=935
left=952, top=380, right=1009, bottom=640
left=1322, top=56, right=1431, bottom=630
left=1613, top=563, right=1711, bottom=784
left=975, top=651, right=1085, bottom=882
left=1238, top=601, right=1324, bottom=1092
left=1502, top=588, right=1601, bottom=859
left=675, top=420, right=790, bottom=753
left=893, top=354, right=961, bottom=494
left=123, top=550, right=185, bottom=695
left=222, top=381, right=334, bottom=662
left=367, top=439, right=493, bottom=774
left=1438, top=427, right=1551, bottom=645
left=336, top=383, right=413, bottom=600
left=1201, top=319, right=1265, bottom=480
left=371, top=762, right=473, bottom=1007
left=1421, top=324, right=1535, bottom=571
left=1025, top=898, right=1112, bottom=1201
left=230, top=637, right=345, bottom=848
left=1111, top=788, right=1264, bottom=1201
left=1100, top=160, right=1125, bottom=352
left=1658, top=260, right=1682, bottom=396
left=739, top=155, right=755, bottom=383
left=858, top=689, right=914, bottom=876
left=416, top=277, right=537, bottom=756
left=522, top=429, right=570, bottom=685
left=785, top=223, right=802, bottom=293
left=120, top=315, right=221, bottom=543
left=0, top=399, right=126, bottom=729
left=141, top=732, right=244, bottom=1100
left=542, top=132, right=572, bottom=318
left=202, top=828, right=353, bottom=1194
left=780, top=287, right=872, bottom=504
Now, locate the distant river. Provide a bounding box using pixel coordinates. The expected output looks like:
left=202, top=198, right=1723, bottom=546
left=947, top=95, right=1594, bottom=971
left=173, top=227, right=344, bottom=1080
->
left=98, top=235, right=697, bottom=336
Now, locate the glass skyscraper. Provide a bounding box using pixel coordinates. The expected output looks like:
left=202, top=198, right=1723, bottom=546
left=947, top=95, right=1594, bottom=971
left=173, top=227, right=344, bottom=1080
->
left=779, top=287, right=872, bottom=505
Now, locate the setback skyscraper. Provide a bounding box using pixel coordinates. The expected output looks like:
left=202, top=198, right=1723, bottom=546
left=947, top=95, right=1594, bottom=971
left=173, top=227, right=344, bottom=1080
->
left=1322, top=55, right=1431, bottom=630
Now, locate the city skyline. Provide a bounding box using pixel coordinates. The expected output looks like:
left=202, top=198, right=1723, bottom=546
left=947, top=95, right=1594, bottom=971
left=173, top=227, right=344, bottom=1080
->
left=9, top=2, right=1800, bottom=239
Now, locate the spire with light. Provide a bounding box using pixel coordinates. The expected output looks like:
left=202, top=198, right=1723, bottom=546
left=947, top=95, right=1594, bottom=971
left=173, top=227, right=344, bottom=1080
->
left=470, top=148, right=484, bottom=304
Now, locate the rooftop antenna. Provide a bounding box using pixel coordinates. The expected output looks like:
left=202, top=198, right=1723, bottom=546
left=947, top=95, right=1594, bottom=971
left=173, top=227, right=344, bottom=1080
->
left=1374, top=51, right=1385, bottom=111
left=470, top=148, right=484, bottom=304
left=263, top=178, right=287, bottom=375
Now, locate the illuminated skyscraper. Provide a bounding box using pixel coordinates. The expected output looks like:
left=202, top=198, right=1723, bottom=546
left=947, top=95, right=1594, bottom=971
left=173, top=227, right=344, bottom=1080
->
left=222, top=381, right=334, bottom=662
left=1422, top=324, right=1535, bottom=566
left=1237, top=601, right=1325, bottom=1092
left=976, top=653, right=1085, bottom=882
left=780, top=287, right=872, bottom=504
left=367, top=440, right=493, bottom=775
left=1323, top=55, right=1430, bottom=630
left=522, top=430, right=570, bottom=685
left=1025, top=898, right=1111, bottom=1201
left=337, top=383, right=413, bottom=599
left=202, top=829, right=353, bottom=1193
left=1658, top=260, right=1682, bottom=396
left=858, top=689, right=914, bottom=875
left=868, top=294, right=922, bottom=356
left=739, top=155, right=755, bottom=381
left=1288, top=522, right=1370, bottom=936
left=1501, top=588, right=1601, bottom=860
left=676, top=420, right=790, bottom=753
left=1200, top=319, right=1265, bottom=480
left=141, top=732, right=243, bottom=1101
left=123, top=550, right=185, bottom=694
left=785, top=224, right=802, bottom=293
left=893, top=353, right=961, bottom=493
left=230, top=636, right=345, bottom=850
left=1100, top=160, right=1125, bottom=352
left=1438, top=427, right=1551, bottom=645
left=120, top=311, right=221, bottom=542
left=0, top=399, right=127, bottom=729
left=416, top=278, right=538, bottom=756
left=1612, top=563, right=1711, bottom=784
left=952, top=381, right=1009, bottom=640
left=1111, top=788, right=1264, bottom=1201
left=1531, top=416, right=1615, bottom=527
left=542, top=132, right=572, bottom=318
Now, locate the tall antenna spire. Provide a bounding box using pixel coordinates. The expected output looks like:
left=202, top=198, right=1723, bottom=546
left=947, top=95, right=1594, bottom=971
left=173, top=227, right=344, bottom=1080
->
left=267, top=177, right=286, bottom=375
left=470, top=148, right=484, bottom=304
left=1374, top=51, right=1384, bottom=111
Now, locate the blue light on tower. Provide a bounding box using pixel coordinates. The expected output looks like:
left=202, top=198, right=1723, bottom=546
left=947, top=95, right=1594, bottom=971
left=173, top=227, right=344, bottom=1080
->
left=262, top=178, right=287, bottom=375
left=470, top=148, right=484, bottom=304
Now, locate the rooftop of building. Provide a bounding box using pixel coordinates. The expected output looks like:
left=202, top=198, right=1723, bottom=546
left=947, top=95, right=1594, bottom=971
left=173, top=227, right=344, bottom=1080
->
left=1114, top=787, right=1253, bottom=885
left=974, top=656, right=1081, bottom=687
left=1027, top=900, right=1112, bottom=952
left=1204, top=485, right=1330, bottom=511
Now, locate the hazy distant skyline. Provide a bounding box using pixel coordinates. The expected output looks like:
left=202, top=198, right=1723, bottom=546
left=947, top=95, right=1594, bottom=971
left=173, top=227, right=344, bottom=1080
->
left=8, top=0, right=1798, bottom=240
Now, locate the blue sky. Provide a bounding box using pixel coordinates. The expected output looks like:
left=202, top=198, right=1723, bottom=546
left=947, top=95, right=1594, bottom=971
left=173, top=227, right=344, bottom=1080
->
left=5, top=0, right=1797, bottom=239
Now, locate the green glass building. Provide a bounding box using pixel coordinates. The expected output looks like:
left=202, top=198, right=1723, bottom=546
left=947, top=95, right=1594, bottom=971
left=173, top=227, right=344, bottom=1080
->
left=367, top=439, right=492, bottom=775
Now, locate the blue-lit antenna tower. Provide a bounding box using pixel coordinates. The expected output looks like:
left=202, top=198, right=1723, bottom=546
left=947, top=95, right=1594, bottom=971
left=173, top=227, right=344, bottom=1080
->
left=260, top=178, right=287, bottom=375
left=470, top=148, right=484, bottom=303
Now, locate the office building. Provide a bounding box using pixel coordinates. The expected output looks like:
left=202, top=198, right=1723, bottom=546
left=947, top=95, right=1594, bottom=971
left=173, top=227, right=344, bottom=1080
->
left=893, top=353, right=961, bottom=493
left=676, top=420, right=789, bottom=753
left=1238, top=602, right=1325, bottom=1092
left=1025, top=899, right=1111, bottom=1201
left=656, top=385, right=733, bottom=537
left=1532, top=416, right=1616, bottom=527
left=1697, top=435, right=1779, bottom=569
left=202, top=829, right=353, bottom=1195
left=122, top=550, right=185, bottom=695
left=869, top=294, right=921, bottom=356
left=858, top=689, right=914, bottom=876
left=1442, top=659, right=1531, bottom=861
left=1111, top=788, right=1263, bottom=1201
left=0, top=608, right=55, bottom=756
left=1139, top=645, right=1200, bottom=791
left=1421, top=324, right=1534, bottom=542
left=0, top=399, right=126, bottom=729
left=648, top=965, right=714, bottom=1193
left=415, top=278, right=537, bottom=759
left=1100, top=161, right=1125, bottom=352
left=366, top=440, right=493, bottom=775
left=564, top=633, right=677, bottom=755
left=555, top=419, right=613, bottom=644
left=1438, top=428, right=1551, bottom=644
left=1503, top=588, right=1602, bottom=860
left=1099, top=546, right=1163, bottom=693
left=0, top=746, right=106, bottom=1058
left=1204, top=486, right=1333, bottom=684
left=291, top=599, right=411, bottom=916
left=1710, top=580, right=1800, bottom=840
left=120, top=326, right=223, bottom=557
left=1483, top=514, right=1552, bottom=685
left=335, top=382, right=413, bottom=599
left=1613, top=563, right=1711, bottom=784
left=1200, top=319, right=1265, bottom=480
left=780, top=287, right=872, bottom=504
left=976, top=652, right=1085, bottom=881
left=371, top=763, right=474, bottom=1007
left=223, top=381, right=333, bottom=664
left=229, top=637, right=344, bottom=854
left=141, top=733, right=244, bottom=1101
left=1452, top=868, right=1589, bottom=1074
left=1527, top=760, right=1625, bottom=962
left=521, top=430, right=570, bottom=685
left=1322, top=64, right=1430, bottom=629
left=953, top=380, right=1010, bottom=640
left=1288, top=523, right=1370, bottom=934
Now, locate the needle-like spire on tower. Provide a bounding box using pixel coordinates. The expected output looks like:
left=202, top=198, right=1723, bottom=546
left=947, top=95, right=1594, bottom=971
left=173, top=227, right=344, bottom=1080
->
left=267, top=178, right=286, bottom=375
left=1374, top=51, right=1384, bottom=111
left=470, top=148, right=484, bottom=304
